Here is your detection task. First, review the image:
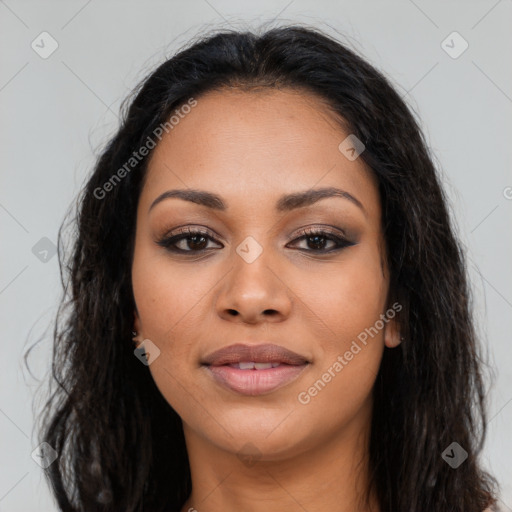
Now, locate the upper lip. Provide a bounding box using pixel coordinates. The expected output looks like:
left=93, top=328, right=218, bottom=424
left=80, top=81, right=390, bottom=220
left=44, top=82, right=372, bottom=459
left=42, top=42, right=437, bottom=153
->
left=201, top=343, right=309, bottom=366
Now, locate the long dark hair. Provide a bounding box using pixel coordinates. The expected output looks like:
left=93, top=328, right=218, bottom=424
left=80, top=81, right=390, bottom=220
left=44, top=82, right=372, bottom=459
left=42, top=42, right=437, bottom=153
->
left=33, top=23, right=499, bottom=511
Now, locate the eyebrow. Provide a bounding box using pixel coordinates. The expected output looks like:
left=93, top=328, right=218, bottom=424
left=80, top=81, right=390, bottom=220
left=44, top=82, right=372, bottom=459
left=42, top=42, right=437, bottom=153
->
left=148, top=186, right=367, bottom=216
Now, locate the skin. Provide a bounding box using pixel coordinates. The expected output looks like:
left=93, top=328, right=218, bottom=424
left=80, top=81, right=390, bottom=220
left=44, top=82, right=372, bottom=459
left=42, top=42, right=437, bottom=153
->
left=131, top=87, right=401, bottom=512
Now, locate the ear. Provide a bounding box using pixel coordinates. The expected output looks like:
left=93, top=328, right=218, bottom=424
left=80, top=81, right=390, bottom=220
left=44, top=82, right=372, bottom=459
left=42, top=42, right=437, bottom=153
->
left=383, top=315, right=402, bottom=349
left=132, top=309, right=143, bottom=343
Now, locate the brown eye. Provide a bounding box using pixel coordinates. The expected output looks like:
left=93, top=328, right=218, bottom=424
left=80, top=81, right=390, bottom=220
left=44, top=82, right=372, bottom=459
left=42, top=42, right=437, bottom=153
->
left=288, top=227, right=355, bottom=253
left=156, top=228, right=222, bottom=254
left=156, top=226, right=355, bottom=256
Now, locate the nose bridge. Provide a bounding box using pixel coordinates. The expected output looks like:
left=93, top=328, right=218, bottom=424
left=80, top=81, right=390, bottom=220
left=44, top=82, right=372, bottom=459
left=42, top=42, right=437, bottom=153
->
left=215, top=233, right=292, bottom=321
left=231, top=233, right=278, bottom=297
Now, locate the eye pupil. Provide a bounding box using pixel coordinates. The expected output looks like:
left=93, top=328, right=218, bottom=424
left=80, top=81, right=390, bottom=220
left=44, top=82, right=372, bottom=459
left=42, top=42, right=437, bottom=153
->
left=188, top=235, right=208, bottom=250
left=307, top=235, right=327, bottom=250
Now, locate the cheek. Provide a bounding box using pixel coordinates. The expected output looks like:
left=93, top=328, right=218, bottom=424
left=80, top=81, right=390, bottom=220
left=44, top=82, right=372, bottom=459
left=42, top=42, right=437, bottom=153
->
left=131, top=242, right=209, bottom=338
left=296, top=245, right=388, bottom=349
left=292, top=245, right=387, bottom=404
left=296, top=343, right=381, bottom=440
left=131, top=247, right=206, bottom=414
left=294, top=253, right=386, bottom=425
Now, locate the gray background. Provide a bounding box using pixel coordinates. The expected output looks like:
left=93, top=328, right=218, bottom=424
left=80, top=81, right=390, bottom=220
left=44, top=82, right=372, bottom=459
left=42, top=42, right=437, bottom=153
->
left=1, top=1, right=511, bottom=510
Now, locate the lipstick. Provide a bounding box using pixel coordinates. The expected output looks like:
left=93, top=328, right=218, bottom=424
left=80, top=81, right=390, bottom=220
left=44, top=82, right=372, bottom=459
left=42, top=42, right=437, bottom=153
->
left=201, top=343, right=310, bottom=396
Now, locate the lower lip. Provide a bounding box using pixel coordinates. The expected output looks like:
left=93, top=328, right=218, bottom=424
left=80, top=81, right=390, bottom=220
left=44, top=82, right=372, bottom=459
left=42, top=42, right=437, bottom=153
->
left=204, top=364, right=309, bottom=396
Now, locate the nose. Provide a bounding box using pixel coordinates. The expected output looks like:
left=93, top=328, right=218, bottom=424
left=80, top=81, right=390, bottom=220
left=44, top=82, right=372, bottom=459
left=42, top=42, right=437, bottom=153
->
left=215, top=245, right=293, bottom=324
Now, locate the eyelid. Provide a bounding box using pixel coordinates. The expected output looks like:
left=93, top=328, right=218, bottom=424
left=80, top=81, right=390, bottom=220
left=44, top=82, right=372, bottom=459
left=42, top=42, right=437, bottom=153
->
left=155, top=223, right=356, bottom=255
left=156, top=225, right=222, bottom=242
left=156, top=223, right=350, bottom=243
left=291, top=224, right=349, bottom=238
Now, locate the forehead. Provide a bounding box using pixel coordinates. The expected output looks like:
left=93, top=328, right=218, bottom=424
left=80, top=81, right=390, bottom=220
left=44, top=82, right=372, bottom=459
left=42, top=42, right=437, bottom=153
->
left=140, top=88, right=380, bottom=220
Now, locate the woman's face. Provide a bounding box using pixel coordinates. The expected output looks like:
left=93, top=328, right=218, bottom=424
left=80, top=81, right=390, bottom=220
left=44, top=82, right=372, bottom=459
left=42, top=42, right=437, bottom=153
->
left=131, top=88, right=400, bottom=462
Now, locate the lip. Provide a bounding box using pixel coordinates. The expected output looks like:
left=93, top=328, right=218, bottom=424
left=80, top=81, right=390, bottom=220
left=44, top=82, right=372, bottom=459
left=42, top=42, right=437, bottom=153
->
left=201, top=343, right=309, bottom=366
left=201, top=343, right=310, bottom=396
left=205, top=363, right=309, bottom=396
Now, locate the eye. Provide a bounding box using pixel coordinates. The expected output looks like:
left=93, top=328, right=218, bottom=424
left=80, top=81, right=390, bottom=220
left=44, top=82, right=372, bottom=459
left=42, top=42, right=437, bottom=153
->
left=156, top=227, right=222, bottom=254
left=156, top=226, right=355, bottom=255
left=287, top=227, right=356, bottom=253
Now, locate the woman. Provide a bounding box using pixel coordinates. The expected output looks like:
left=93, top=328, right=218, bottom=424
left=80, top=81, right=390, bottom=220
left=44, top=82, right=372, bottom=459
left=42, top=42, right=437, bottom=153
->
left=38, top=24, right=500, bottom=511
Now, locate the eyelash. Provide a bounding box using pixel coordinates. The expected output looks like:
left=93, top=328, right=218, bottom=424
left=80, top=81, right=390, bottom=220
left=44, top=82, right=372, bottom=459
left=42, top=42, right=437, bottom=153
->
left=156, top=226, right=355, bottom=255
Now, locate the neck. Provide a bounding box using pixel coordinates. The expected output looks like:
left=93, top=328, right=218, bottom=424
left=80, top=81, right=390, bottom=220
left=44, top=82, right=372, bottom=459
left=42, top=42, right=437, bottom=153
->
left=179, top=400, right=380, bottom=512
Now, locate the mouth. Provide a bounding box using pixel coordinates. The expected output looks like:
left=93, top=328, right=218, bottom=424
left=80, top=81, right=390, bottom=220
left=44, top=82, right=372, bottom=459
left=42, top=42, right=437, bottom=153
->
left=224, top=361, right=288, bottom=369
left=200, top=343, right=310, bottom=396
